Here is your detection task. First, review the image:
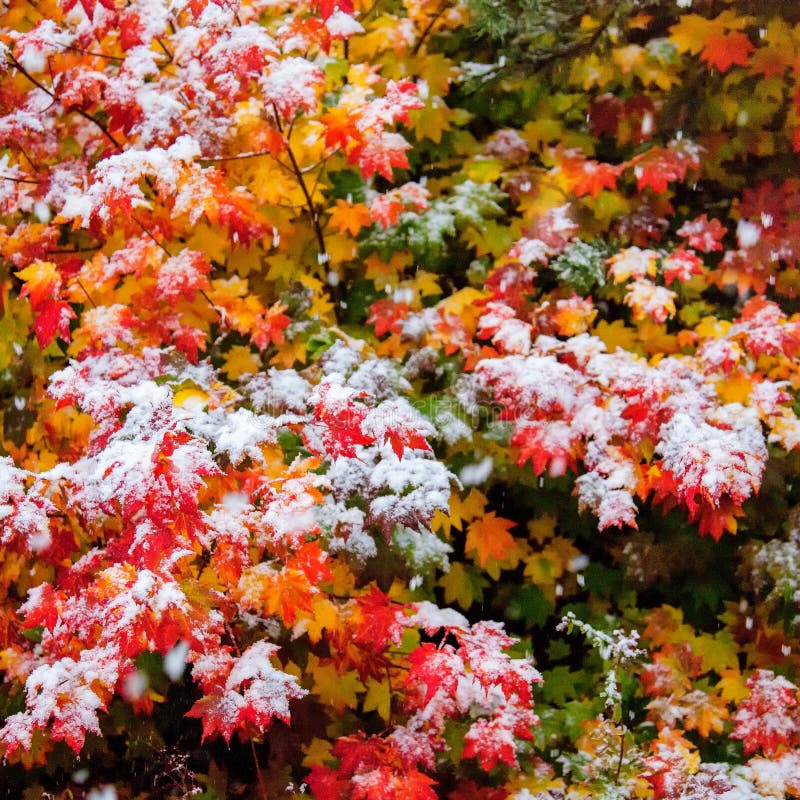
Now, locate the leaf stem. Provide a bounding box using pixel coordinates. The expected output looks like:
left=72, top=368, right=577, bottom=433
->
left=250, top=739, right=269, bottom=800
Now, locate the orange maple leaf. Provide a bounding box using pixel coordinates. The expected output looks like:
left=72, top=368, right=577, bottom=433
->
left=328, top=199, right=372, bottom=237
left=465, top=511, right=517, bottom=567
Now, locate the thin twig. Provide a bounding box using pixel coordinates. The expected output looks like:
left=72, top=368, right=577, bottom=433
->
left=250, top=739, right=269, bottom=800
left=55, top=42, right=125, bottom=62
left=614, top=727, right=626, bottom=783
left=412, top=2, right=447, bottom=55
left=0, top=173, right=39, bottom=184
left=8, top=54, right=123, bottom=150
left=271, top=103, right=327, bottom=261
left=76, top=278, right=97, bottom=308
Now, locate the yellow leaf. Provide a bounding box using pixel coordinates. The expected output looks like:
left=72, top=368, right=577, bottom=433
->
left=269, top=337, right=307, bottom=369
left=226, top=242, right=265, bottom=278
left=302, top=738, right=333, bottom=768
left=266, top=253, right=301, bottom=283
left=362, top=678, right=392, bottom=722
left=250, top=161, right=306, bottom=207
left=438, top=561, right=485, bottom=610
left=430, top=508, right=451, bottom=537
left=448, top=488, right=487, bottom=531
left=221, top=346, right=261, bottom=379
left=439, top=288, right=486, bottom=317
left=695, top=316, right=731, bottom=340
left=300, top=595, right=340, bottom=645
left=325, top=234, right=359, bottom=266
left=593, top=319, right=642, bottom=354
left=717, top=668, right=750, bottom=703
left=461, top=220, right=513, bottom=258
left=173, top=388, right=209, bottom=409
left=0, top=550, right=25, bottom=589
left=308, top=655, right=364, bottom=713
left=589, top=190, right=630, bottom=228
left=569, top=53, right=615, bottom=90
left=524, top=119, right=565, bottom=151
left=413, top=52, right=460, bottom=97
left=465, top=157, right=504, bottom=183
left=669, top=14, right=724, bottom=55
left=691, top=631, right=740, bottom=674
left=409, top=102, right=453, bottom=143
left=613, top=44, right=645, bottom=74
left=715, top=374, right=754, bottom=404
left=405, top=270, right=441, bottom=298
left=364, top=251, right=413, bottom=290
left=524, top=554, right=559, bottom=586
left=669, top=10, right=753, bottom=56
left=297, top=274, right=336, bottom=322
left=186, top=223, right=230, bottom=265
left=527, top=514, right=557, bottom=544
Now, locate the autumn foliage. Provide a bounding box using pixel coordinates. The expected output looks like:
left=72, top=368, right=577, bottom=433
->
left=2, top=0, right=800, bottom=797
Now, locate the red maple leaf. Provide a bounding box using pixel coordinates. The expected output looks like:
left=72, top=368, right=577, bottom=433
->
left=558, top=150, right=622, bottom=197
left=252, top=302, right=291, bottom=350
left=187, top=642, right=306, bottom=744
left=731, top=669, right=800, bottom=755
left=31, top=300, right=76, bottom=348
left=353, top=587, right=405, bottom=655
left=700, top=30, right=755, bottom=72
left=350, top=133, right=411, bottom=181
left=406, top=643, right=465, bottom=707
left=368, top=299, right=410, bottom=337
left=315, top=0, right=355, bottom=21
left=676, top=214, right=727, bottom=252
left=629, top=144, right=699, bottom=193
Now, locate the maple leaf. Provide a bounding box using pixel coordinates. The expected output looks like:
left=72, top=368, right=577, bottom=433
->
left=557, top=150, right=622, bottom=198
left=352, top=587, right=405, bottom=655
left=304, top=379, right=374, bottom=458
left=328, top=199, right=372, bottom=236
left=643, top=728, right=700, bottom=800
left=16, top=260, right=62, bottom=309
left=350, top=132, right=412, bottom=181
left=676, top=214, right=727, bottom=252
left=406, top=643, right=465, bottom=707
left=669, top=11, right=752, bottom=55
left=511, top=420, right=580, bottom=477
left=700, top=30, right=755, bottom=72
left=361, top=398, right=435, bottom=458
left=624, top=279, right=677, bottom=324
left=606, top=247, right=659, bottom=283
left=308, top=734, right=436, bottom=800
left=0, top=646, right=120, bottom=756
left=628, top=143, right=700, bottom=193
left=662, top=248, right=704, bottom=283
left=31, top=300, right=77, bottom=348
left=462, top=703, right=537, bottom=771
left=315, top=0, right=355, bottom=21
left=368, top=299, right=411, bottom=337
left=465, top=511, right=517, bottom=568
left=263, top=58, right=325, bottom=120
left=731, top=669, right=800, bottom=755
left=321, top=106, right=363, bottom=151
left=187, top=642, right=307, bottom=743
left=309, top=656, right=365, bottom=713
left=252, top=302, right=291, bottom=350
